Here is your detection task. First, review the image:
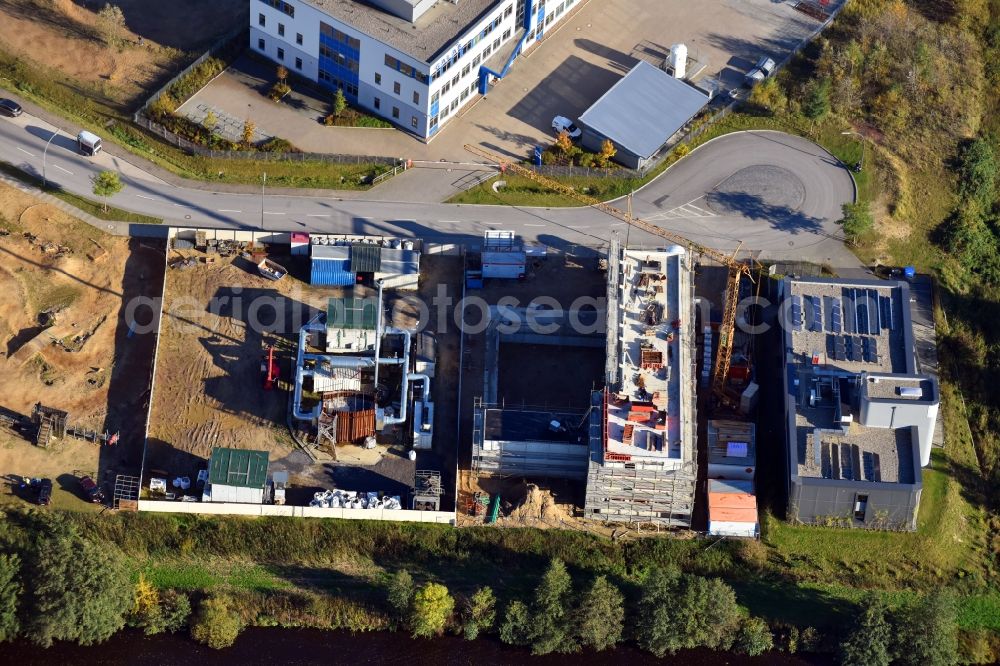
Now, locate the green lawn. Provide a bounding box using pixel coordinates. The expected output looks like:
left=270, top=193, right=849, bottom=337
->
left=0, top=51, right=388, bottom=191
left=447, top=112, right=873, bottom=208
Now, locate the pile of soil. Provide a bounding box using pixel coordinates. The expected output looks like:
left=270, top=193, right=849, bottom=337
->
left=505, top=483, right=573, bottom=526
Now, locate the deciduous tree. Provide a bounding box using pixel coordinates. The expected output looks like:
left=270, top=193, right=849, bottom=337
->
left=96, top=4, right=127, bottom=47
left=91, top=170, right=124, bottom=212
left=597, top=139, right=617, bottom=168
left=241, top=119, right=257, bottom=147
left=499, top=600, right=531, bottom=645
left=409, top=582, right=454, bottom=639
left=734, top=616, right=774, bottom=657
left=462, top=586, right=496, bottom=640
left=635, top=566, right=681, bottom=657
left=333, top=88, right=348, bottom=117
left=555, top=130, right=573, bottom=155
left=891, top=593, right=958, bottom=666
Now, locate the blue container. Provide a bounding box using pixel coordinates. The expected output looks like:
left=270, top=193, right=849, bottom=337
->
left=311, top=258, right=355, bottom=286
left=903, top=265, right=916, bottom=280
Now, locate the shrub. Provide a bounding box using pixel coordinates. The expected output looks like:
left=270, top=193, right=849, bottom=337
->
left=734, top=616, right=774, bottom=657
left=387, top=570, right=414, bottom=621
left=332, top=88, right=347, bottom=117
left=260, top=137, right=296, bottom=153
left=269, top=82, right=291, bottom=101
left=461, top=586, right=496, bottom=641
left=500, top=600, right=531, bottom=645
left=190, top=594, right=242, bottom=649
left=148, top=93, right=178, bottom=120
left=802, top=78, right=831, bottom=119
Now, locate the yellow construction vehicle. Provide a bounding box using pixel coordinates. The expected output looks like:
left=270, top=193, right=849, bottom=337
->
left=464, top=144, right=752, bottom=403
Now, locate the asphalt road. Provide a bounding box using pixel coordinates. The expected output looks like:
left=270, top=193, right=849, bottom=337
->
left=0, top=111, right=859, bottom=267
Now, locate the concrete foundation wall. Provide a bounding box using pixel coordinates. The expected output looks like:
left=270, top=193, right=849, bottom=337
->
left=139, top=500, right=455, bottom=523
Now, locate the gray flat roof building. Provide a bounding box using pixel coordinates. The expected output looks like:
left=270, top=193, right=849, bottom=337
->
left=307, top=0, right=498, bottom=62
left=577, top=61, right=709, bottom=170
left=781, top=277, right=939, bottom=531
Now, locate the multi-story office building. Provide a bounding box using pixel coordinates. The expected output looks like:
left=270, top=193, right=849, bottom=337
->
left=251, top=0, right=581, bottom=138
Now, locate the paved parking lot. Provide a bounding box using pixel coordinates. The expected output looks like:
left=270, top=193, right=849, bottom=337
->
left=181, top=0, right=838, bottom=200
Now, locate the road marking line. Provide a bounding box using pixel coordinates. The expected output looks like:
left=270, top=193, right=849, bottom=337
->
left=172, top=203, right=191, bottom=208
left=218, top=209, right=242, bottom=213
left=53, top=164, right=73, bottom=175
left=263, top=212, right=285, bottom=216
left=16, top=147, right=33, bottom=157
left=306, top=214, right=330, bottom=218
left=522, top=223, right=545, bottom=227
left=136, top=194, right=160, bottom=201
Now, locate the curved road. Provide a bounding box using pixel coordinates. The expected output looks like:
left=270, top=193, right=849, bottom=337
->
left=0, top=111, right=859, bottom=268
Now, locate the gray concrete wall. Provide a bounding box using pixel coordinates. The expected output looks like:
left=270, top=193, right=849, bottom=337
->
left=790, top=477, right=920, bottom=530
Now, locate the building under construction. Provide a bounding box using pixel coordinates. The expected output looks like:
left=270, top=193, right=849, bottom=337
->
left=471, top=238, right=698, bottom=528
left=582, top=243, right=698, bottom=527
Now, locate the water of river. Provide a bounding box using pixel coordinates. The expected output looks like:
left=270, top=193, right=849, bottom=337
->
left=4, top=628, right=833, bottom=665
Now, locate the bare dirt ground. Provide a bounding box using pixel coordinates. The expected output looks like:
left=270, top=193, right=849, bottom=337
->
left=146, top=253, right=330, bottom=474
left=0, top=181, right=162, bottom=507
left=0, top=0, right=246, bottom=106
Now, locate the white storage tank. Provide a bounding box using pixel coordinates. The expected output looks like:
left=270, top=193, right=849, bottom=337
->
left=670, top=43, right=688, bottom=79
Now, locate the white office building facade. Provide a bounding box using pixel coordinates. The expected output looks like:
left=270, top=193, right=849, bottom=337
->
left=250, top=0, right=580, bottom=138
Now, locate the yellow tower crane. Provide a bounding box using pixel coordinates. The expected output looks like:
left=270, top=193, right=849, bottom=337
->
left=464, top=144, right=752, bottom=403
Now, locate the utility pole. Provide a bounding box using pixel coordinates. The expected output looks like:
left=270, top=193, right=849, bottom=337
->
left=261, top=172, right=266, bottom=231
left=42, top=129, right=58, bottom=190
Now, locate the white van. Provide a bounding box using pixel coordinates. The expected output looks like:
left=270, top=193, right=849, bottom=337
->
left=77, top=130, right=102, bottom=156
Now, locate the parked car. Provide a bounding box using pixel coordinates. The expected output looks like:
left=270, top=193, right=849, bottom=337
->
left=37, top=478, right=52, bottom=506
left=551, top=115, right=582, bottom=139
left=0, top=98, right=22, bottom=117
left=744, top=56, right=777, bottom=86
left=78, top=475, right=105, bottom=503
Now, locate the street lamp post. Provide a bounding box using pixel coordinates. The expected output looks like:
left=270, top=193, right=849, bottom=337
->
left=42, top=129, right=58, bottom=190
left=261, top=172, right=266, bottom=231
left=841, top=131, right=865, bottom=173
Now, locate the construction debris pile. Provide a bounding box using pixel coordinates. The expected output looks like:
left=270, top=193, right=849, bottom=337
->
left=309, top=489, right=402, bottom=510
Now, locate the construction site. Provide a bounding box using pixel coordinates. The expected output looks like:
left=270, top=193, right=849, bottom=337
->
left=144, top=232, right=456, bottom=514
left=458, top=148, right=762, bottom=533
left=0, top=182, right=164, bottom=509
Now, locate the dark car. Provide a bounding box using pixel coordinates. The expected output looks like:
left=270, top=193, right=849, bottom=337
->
left=78, top=475, right=105, bottom=503
left=37, top=478, right=52, bottom=506
left=0, top=98, right=22, bottom=117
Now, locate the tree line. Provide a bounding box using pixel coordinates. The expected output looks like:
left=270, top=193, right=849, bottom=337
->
left=0, top=513, right=963, bottom=660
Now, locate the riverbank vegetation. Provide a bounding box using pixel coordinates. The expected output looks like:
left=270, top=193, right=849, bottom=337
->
left=0, top=508, right=989, bottom=661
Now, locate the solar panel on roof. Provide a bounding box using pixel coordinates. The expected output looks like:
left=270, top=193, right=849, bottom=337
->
left=863, top=451, right=876, bottom=481
left=842, top=289, right=856, bottom=333
left=827, top=334, right=836, bottom=358
left=834, top=337, right=847, bottom=361
left=863, top=337, right=878, bottom=363
left=868, top=290, right=881, bottom=334
left=841, top=443, right=854, bottom=480
left=808, top=295, right=823, bottom=331
left=831, top=298, right=842, bottom=333
left=879, top=296, right=891, bottom=330
left=856, top=295, right=870, bottom=334
left=851, top=336, right=863, bottom=362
